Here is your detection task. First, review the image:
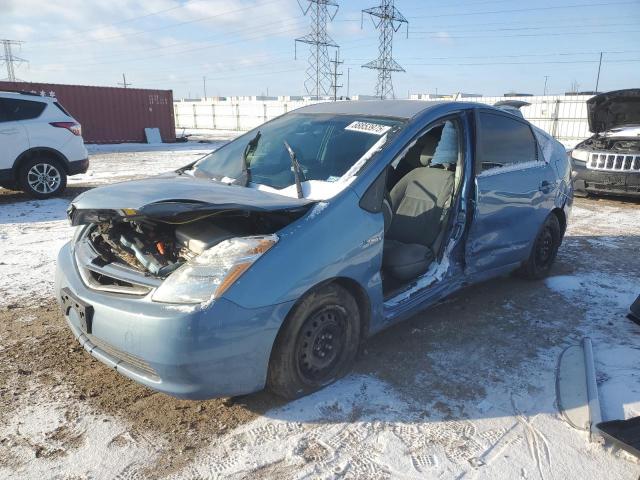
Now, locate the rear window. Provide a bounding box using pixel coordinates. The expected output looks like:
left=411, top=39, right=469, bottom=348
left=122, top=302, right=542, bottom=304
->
left=53, top=101, right=70, bottom=116
left=0, top=98, right=47, bottom=122
left=476, top=111, right=537, bottom=172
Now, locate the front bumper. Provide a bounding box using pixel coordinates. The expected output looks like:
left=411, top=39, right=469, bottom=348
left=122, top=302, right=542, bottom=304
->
left=55, top=242, right=294, bottom=399
left=573, top=161, right=640, bottom=198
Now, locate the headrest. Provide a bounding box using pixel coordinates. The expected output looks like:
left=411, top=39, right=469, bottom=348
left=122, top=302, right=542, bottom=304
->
left=430, top=121, right=458, bottom=167
left=418, top=133, right=441, bottom=166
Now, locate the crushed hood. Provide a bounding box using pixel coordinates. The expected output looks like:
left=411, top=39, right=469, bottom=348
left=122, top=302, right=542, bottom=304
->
left=69, top=174, right=313, bottom=225
left=587, top=89, right=640, bottom=133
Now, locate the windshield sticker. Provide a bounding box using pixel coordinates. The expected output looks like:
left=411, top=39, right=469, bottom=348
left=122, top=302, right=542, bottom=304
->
left=345, top=121, right=391, bottom=136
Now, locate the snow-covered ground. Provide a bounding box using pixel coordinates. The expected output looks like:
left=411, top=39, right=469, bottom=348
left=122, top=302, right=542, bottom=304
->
left=1, top=145, right=639, bottom=479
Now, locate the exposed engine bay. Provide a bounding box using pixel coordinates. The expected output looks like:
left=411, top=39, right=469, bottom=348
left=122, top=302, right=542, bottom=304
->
left=86, top=210, right=299, bottom=279
left=577, top=135, right=640, bottom=154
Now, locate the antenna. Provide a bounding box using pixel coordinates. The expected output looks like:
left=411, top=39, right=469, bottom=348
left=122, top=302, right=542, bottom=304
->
left=118, top=73, right=132, bottom=88
left=0, top=39, right=26, bottom=82
left=295, top=0, right=339, bottom=100
left=361, top=0, right=408, bottom=99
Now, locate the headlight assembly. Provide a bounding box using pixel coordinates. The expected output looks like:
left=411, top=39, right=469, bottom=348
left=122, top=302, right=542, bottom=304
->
left=152, top=234, right=278, bottom=305
left=570, top=149, right=589, bottom=162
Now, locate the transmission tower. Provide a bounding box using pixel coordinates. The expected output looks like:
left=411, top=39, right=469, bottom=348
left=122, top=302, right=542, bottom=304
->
left=295, top=0, right=339, bottom=99
left=361, top=1, right=408, bottom=99
left=0, top=39, right=26, bottom=82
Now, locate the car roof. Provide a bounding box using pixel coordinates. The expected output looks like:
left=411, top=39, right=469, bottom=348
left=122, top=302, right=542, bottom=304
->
left=0, top=91, right=55, bottom=102
left=295, top=100, right=448, bottom=119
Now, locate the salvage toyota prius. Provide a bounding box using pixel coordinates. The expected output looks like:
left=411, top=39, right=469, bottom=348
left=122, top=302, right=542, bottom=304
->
left=56, top=101, right=572, bottom=400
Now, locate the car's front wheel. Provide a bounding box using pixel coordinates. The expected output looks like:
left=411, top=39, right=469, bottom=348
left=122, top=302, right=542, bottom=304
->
left=519, top=213, right=561, bottom=280
left=19, top=157, right=67, bottom=199
left=267, top=284, right=361, bottom=400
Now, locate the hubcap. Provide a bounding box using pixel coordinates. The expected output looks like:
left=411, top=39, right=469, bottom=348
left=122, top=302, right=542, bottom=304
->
left=27, top=163, right=61, bottom=194
left=297, top=307, right=346, bottom=382
left=535, top=228, right=554, bottom=266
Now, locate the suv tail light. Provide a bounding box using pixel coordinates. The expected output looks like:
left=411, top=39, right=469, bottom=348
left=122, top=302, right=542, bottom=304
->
left=50, top=122, right=82, bottom=136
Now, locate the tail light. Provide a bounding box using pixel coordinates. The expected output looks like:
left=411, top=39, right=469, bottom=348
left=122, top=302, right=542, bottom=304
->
left=50, top=122, right=82, bottom=136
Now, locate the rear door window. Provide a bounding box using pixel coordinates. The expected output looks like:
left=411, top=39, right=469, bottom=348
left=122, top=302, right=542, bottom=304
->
left=476, top=111, right=537, bottom=172
left=0, top=98, right=47, bottom=122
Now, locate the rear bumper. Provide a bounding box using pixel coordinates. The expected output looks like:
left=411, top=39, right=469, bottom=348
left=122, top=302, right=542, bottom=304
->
left=67, top=158, right=89, bottom=175
left=573, top=161, right=640, bottom=198
left=55, top=242, right=293, bottom=399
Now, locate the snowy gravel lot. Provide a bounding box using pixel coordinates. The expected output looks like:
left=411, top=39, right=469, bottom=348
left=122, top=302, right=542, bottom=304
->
left=0, top=142, right=639, bottom=479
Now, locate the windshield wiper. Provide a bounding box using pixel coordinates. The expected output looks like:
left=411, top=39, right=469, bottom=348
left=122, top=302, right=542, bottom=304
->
left=283, top=140, right=304, bottom=199
left=242, top=130, right=261, bottom=186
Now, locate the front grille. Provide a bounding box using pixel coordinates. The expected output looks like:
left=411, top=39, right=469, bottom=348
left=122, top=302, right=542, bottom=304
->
left=88, top=335, right=160, bottom=381
left=587, top=152, right=640, bottom=172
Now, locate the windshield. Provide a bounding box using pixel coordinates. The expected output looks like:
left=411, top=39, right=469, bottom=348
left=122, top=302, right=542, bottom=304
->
left=193, top=113, right=404, bottom=190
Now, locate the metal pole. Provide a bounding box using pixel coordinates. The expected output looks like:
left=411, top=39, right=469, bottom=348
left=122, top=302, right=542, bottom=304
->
left=347, top=67, right=350, bottom=98
left=544, top=75, right=549, bottom=96
left=595, top=52, right=603, bottom=92
left=203, top=76, right=207, bottom=100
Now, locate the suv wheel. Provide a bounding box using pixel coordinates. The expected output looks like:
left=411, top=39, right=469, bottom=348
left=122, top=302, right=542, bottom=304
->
left=267, top=284, right=361, bottom=400
left=19, top=157, right=67, bottom=199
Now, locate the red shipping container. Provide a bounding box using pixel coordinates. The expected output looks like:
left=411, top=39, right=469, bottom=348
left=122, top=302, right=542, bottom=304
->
left=0, top=81, right=175, bottom=144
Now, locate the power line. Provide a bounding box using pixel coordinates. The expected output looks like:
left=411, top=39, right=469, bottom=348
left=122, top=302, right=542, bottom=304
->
left=295, top=0, right=340, bottom=99
left=362, top=0, right=409, bottom=99
left=0, top=39, right=26, bottom=82
left=38, top=0, right=286, bottom=48
left=407, top=1, right=640, bottom=19
left=29, top=0, right=211, bottom=45
left=409, top=29, right=640, bottom=39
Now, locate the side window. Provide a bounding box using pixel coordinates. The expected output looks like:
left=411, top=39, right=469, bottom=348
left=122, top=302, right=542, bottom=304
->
left=0, top=98, right=47, bottom=122
left=476, top=111, right=537, bottom=172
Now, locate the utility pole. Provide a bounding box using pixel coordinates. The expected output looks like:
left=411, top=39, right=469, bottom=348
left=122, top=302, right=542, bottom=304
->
left=543, top=75, right=549, bottom=96
left=361, top=0, right=408, bottom=99
left=203, top=76, right=207, bottom=99
left=329, top=50, right=343, bottom=101
left=0, top=39, right=26, bottom=82
left=595, top=52, right=603, bottom=93
left=347, top=67, right=351, bottom=98
left=118, top=73, right=131, bottom=88
left=295, top=0, right=340, bottom=100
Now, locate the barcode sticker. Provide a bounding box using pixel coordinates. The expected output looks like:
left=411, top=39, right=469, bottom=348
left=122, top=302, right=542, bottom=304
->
left=345, top=121, right=391, bottom=135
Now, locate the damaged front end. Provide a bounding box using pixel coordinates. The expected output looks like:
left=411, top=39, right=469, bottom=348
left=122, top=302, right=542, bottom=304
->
left=68, top=176, right=313, bottom=304
left=570, top=89, right=640, bottom=197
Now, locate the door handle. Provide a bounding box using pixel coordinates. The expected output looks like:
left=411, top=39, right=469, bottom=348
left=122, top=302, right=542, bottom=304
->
left=539, top=180, right=553, bottom=193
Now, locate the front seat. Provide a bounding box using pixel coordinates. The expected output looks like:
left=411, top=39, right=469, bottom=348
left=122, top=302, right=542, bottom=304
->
left=383, top=122, right=458, bottom=281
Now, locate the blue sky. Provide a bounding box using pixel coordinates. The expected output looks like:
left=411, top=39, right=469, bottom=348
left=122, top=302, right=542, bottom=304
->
left=1, top=0, right=639, bottom=98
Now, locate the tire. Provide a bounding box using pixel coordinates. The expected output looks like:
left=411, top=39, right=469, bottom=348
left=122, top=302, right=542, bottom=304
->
left=19, top=157, right=67, bottom=199
left=518, top=213, right=561, bottom=280
left=267, top=284, right=361, bottom=400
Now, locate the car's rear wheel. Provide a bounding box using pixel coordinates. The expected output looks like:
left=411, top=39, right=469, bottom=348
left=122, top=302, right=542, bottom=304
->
left=19, top=157, right=67, bottom=199
left=518, top=213, right=561, bottom=280
left=267, top=284, right=360, bottom=400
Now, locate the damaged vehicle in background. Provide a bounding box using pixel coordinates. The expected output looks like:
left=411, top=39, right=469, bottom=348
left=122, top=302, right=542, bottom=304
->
left=570, top=89, right=640, bottom=198
left=56, top=100, right=572, bottom=400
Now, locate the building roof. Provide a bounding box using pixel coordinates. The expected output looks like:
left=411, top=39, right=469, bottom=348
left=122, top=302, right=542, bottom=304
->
left=296, top=100, right=445, bottom=119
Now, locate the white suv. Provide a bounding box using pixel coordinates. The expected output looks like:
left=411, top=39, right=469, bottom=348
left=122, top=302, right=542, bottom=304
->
left=0, top=91, right=89, bottom=198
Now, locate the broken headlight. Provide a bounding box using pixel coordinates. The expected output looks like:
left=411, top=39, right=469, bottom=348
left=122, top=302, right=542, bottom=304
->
left=570, top=149, right=589, bottom=163
left=151, top=234, right=278, bottom=304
